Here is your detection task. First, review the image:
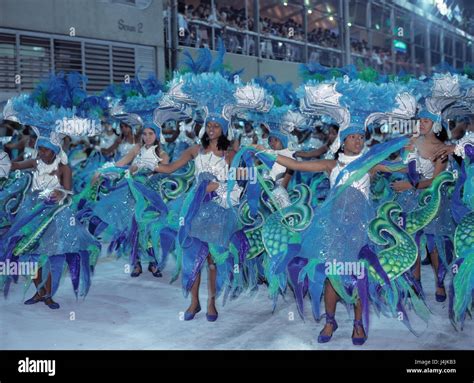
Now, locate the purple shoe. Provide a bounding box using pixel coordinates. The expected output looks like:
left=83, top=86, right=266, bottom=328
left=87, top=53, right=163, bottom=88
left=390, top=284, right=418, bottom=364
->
left=184, top=304, right=201, bottom=321
left=206, top=298, right=218, bottom=322
left=435, top=282, right=446, bottom=302
left=352, top=320, right=367, bottom=346
left=44, top=297, right=60, bottom=310
left=317, top=313, right=338, bottom=343
left=24, top=294, right=44, bottom=305
left=206, top=312, right=218, bottom=322
left=130, top=261, right=142, bottom=278
left=148, top=262, right=162, bottom=278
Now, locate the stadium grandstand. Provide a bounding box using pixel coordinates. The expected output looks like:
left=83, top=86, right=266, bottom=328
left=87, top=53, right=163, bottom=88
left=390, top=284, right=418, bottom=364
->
left=164, top=0, right=474, bottom=78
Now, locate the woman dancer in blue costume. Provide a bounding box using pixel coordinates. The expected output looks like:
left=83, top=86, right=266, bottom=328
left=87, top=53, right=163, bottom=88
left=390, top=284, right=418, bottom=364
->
left=152, top=73, right=271, bottom=321
left=101, top=121, right=138, bottom=159
left=0, top=131, right=99, bottom=309
left=241, top=107, right=303, bottom=287
left=249, top=107, right=304, bottom=208
left=153, top=118, right=244, bottom=321
left=246, top=82, right=419, bottom=345
left=391, top=74, right=460, bottom=302
left=89, top=116, right=169, bottom=278
left=437, top=130, right=474, bottom=328
left=74, top=121, right=118, bottom=181
left=391, top=113, right=453, bottom=301
left=0, top=73, right=105, bottom=309
left=259, top=130, right=373, bottom=344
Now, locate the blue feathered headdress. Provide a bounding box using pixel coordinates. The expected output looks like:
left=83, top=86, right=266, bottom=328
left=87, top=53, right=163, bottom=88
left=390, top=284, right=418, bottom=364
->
left=254, top=75, right=298, bottom=107
left=416, top=73, right=465, bottom=135
left=181, top=72, right=236, bottom=139
left=30, top=72, right=87, bottom=109
left=77, top=95, right=110, bottom=120
left=299, top=79, right=409, bottom=154
left=120, top=92, right=164, bottom=140
left=181, top=38, right=244, bottom=81
left=3, top=73, right=103, bottom=159
left=299, top=61, right=359, bottom=83
left=101, top=66, right=163, bottom=103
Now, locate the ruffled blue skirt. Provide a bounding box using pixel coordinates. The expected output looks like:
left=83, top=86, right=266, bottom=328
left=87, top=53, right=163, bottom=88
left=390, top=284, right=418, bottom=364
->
left=299, top=186, right=375, bottom=264
left=189, top=200, right=240, bottom=248
left=92, top=181, right=135, bottom=235
left=1, top=192, right=95, bottom=257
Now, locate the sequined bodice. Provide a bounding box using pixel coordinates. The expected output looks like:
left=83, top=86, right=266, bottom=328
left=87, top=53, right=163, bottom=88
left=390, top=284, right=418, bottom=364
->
left=407, top=149, right=435, bottom=179
left=31, top=157, right=61, bottom=192
left=416, top=155, right=435, bottom=179
left=268, top=148, right=294, bottom=183
left=118, top=140, right=135, bottom=157
left=329, top=155, right=370, bottom=199
left=194, top=151, right=228, bottom=181
left=132, top=145, right=162, bottom=170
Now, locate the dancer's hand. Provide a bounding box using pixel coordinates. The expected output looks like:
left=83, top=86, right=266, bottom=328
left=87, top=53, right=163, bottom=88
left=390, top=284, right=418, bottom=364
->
left=50, top=190, right=65, bottom=203
left=390, top=180, right=412, bottom=192
left=206, top=182, right=219, bottom=193
left=251, top=144, right=266, bottom=151
left=431, top=145, right=455, bottom=161
left=129, top=164, right=138, bottom=174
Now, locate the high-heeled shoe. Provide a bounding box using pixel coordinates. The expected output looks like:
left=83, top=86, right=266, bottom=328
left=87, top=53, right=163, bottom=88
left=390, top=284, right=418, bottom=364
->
left=130, top=261, right=142, bottom=277
left=44, top=296, right=60, bottom=310
left=24, top=293, right=44, bottom=305
left=435, top=282, right=446, bottom=302
left=317, top=313, right=338, bottom=343
left=352, top=320, right=367, bottom=346
left=148, top=262, right=162, bottom=278
left=184, top=303, right=201, bottom=321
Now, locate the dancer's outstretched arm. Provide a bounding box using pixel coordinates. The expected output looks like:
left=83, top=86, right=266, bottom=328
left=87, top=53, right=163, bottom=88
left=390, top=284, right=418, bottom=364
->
left=115, top=144, right=141, bottom=167
left=154, top=145, right=199, bottom=174
left=11, top=159, right=36, bottom=170
left=251, top=144, right=335, bottom=173
left=275, top=154, right=335, bottom=173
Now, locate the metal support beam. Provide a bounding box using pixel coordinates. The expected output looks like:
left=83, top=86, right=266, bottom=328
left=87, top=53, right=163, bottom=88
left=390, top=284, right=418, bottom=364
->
left=303, top=5, right=308, bottom=63
left=211, top=0, right=215, bottom=50
left=409, top=15, right=415, bottom=70
left=254, top=0, right=261, bottom=75
left=366, top=0, right=373, bottom=50
left=342, top=0, right=350, bottom=65
left=170, top=0, right=178, bottom=72
left=390, top=7, right=395, bottom=74
left=425, top=23, right=431, bottom=74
